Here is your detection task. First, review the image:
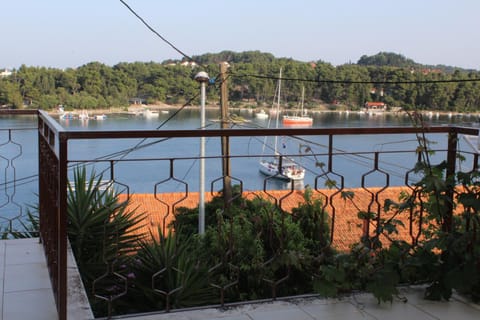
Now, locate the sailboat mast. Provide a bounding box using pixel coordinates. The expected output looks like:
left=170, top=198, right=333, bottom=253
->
left=274, top=68, right=282, bottom=155
left=301, top=85, right=305, bottom=115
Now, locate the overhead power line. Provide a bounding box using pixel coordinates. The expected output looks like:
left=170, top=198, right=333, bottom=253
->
left=119, top=0, right=204, bottom=67
left=120, top=0, right=479, bottom=88
left=231, top=72, right=480, bottom=85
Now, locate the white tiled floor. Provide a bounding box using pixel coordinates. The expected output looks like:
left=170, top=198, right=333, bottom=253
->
left=1, top=238, right=480, bottom=320
left=121, top=287, right=480, bottom=320
left=1, top=238, right=57, bottom=320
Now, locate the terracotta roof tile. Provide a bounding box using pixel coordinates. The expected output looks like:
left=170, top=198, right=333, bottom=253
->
left=119, top=186, right=445, bottom=252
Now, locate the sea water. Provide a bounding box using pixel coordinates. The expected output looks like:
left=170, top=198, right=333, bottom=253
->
left=0, top=110, right=478, bottom=224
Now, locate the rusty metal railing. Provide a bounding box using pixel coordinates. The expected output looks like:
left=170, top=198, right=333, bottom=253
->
left=56, top=120, right=480, bottom=315
left=2, top=109, right=480, bottom=318
left=38, top=110, right=68, bottom=320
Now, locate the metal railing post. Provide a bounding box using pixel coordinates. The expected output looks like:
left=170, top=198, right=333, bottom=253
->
left=444, top=128, right=458, bottom=234
left=57, top=132, right=68, bottom=320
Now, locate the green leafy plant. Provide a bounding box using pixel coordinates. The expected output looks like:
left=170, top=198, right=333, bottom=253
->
left=172, top=187, right=331, bottom=302
left=368, top=111, right=480, bottom=302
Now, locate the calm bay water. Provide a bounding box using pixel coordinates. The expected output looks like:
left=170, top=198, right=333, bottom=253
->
left=0, top=109, right=479, bottom=219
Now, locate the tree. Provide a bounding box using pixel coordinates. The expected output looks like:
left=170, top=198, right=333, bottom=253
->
left=358, top=52, right=417, bottom=68
left=0, top=78, right=23, bottom=108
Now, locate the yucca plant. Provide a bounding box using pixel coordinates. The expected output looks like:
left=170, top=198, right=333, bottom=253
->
left=11, top=208, right=40, bottom=238
left=67, top=166, right=146, bottom=294
left=0, top=204, right=40, bottom=239
left=126, top=230, right=216, bottom=312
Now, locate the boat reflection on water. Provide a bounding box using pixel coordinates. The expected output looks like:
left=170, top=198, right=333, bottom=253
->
left=260, top=173, right=305, bottom=191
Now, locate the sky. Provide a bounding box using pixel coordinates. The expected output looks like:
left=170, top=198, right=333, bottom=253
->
left=1, top=0, right=480, bottom=70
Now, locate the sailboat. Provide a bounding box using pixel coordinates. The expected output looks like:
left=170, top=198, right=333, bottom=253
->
left=255, top=109, right=269, bottom=119
left=282, top=86, right=313, bottom=126
left=259, top=69, right=305, bottom=181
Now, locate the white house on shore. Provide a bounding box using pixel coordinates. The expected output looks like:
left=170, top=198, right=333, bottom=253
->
left=0, top=69, right=12, bottom=77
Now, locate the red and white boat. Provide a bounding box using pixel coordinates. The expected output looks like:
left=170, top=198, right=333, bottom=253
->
left=282, top=87, right=313, bottom=127
left=282, top=115, right=313, bottom=126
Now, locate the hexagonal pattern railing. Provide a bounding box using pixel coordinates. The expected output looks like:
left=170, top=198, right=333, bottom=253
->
left=0, top=129, right=25, bottom=234
left=3, top=110, right=480, bottom=319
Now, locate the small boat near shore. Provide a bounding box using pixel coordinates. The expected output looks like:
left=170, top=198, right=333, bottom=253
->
left=142, top=108, right=159, bottom=118
left=59, top=112, right=74, bottom=120
left=57, top=106, right=108, bottom=121
left=78, top=110, right=89, bottom=121
left=93, top=114, right=107, bottom=120
left=255, top=109, right=269, bottom=119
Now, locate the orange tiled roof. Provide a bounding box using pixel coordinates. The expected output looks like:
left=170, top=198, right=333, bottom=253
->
left=365, top=102, right=386, bottom=107
left=118, top=186, right=440, bottom=252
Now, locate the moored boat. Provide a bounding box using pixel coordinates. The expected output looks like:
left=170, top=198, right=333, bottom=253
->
left=142, top=108, right=159, bottom=118
left=282, top=115, right=313, bottom=126
left=282, top=86, right=313, bottom=126
left=259, top=68, right=305, bottom=181
left=78, top=110, right=89, bottom=121
left=255, top=109, right=269, bottom=119
left=259, top=158, right=305, bottom=181
left=93, top=114, right=107, bottom=120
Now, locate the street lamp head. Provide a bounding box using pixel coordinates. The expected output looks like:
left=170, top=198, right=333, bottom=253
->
left=194, top=71, right=210, bottom=83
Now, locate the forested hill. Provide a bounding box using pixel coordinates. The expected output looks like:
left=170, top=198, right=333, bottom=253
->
left=357, top=52, right=417, bottom=68
left=1, top=51, right=479, bottom=112
left=192, top=50, right=473, bottom=73
left=190, top=51, right=277, bottom=65
left=356, top=52, right=472, bottom=73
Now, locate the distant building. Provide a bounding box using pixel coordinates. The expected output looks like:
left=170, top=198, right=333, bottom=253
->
left=129, top=98, right=147, bottom=105
left=409, top=67, right=442, bottom=75
left=180, top=61, right=198, bottom=68
left=0, top=69, right=12, bottom=78
left=370, top=87, right=384, bottom=96
left=364, top=101, right=387, bottom=111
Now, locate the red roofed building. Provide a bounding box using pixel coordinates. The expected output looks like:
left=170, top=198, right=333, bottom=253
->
left=364, top=101, right=387, bottom=113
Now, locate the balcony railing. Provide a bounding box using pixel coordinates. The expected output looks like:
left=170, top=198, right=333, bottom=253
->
left=1, top=109, right=479, bottom=319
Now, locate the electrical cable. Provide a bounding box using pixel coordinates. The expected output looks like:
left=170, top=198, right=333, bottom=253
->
left=95, top=71, right=227, bottom=161
left=0, top=70, right=229, bottom=191
left=118, top=0, right=205, bottom=68
left=93, top=70, right=226, bottom=163
left=230, top=71, right=480, bottom=85
left=3, top=62, right=474, bottom=191
left=6, top=1, right=472, bottom=202
left=234, top=120, right=416, bottom=180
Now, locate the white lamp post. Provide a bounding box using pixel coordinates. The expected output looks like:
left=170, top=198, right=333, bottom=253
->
left=194, top=71, right=209, bottom=234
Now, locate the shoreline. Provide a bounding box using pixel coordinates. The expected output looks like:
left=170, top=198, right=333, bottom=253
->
left=50, top=103, right=480, bottom=118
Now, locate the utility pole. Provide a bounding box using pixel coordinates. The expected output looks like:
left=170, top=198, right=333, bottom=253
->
left=219, top=62, right=232, bottom=202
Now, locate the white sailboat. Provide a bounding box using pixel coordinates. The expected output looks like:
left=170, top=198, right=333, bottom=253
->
left=255, top=109, right=269, bottom=119
left=259, top=68, right=305, bottom=181
left=78, top=110, right=89, bottom=121
left=142, top=108, right=159, bottom=118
